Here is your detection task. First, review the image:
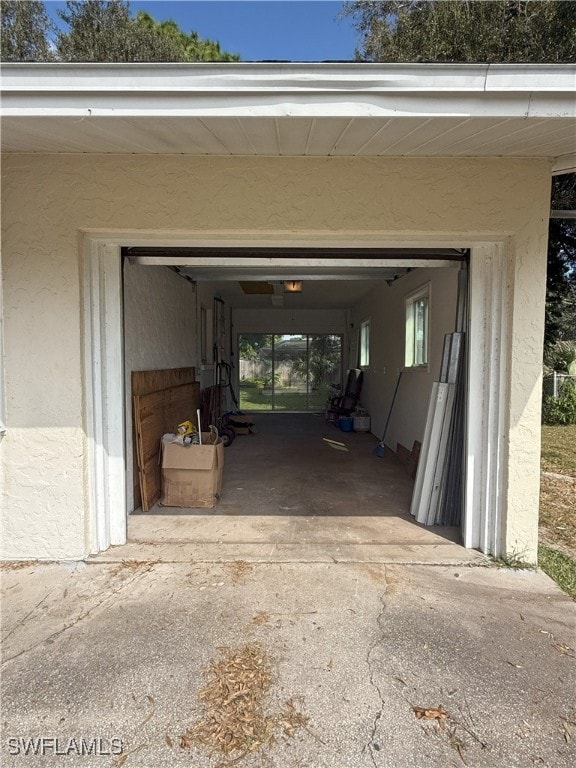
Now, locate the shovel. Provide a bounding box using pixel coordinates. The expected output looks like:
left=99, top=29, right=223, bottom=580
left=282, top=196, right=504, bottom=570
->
left=374, top=370, right=403, bottom=458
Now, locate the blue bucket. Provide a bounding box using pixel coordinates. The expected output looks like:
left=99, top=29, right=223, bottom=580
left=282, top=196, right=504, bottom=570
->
left=339, top=417, right=354, bottom=432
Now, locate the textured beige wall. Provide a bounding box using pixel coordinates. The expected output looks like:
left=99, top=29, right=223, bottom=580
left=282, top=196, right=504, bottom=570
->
left=1, top=155, right=552, bottom=559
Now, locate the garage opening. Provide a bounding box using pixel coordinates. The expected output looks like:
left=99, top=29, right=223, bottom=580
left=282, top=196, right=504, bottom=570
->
left=120, top=245, right=470, bottom=557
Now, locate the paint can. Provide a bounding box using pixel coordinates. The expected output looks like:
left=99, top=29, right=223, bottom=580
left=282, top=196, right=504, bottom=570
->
left=353, top=415, right=371, bottom=432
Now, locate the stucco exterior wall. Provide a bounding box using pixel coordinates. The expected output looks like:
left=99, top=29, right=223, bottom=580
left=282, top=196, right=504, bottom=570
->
left=1, top=155, right=551, bottom=560
left=353, top=266, right=460, bottom=452
left=123, top=262, right=197, bottom=512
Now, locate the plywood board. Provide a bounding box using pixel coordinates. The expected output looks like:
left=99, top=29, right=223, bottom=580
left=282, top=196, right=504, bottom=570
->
left=131, top=367, right=196, bottom=507
left=133, top=381, right=200, bottom=511
left=132, top=367, right=196, bottom=397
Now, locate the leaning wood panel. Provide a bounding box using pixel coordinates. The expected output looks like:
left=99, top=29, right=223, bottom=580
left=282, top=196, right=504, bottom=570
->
left=134, top=381, right=200, bottom=511
left=131, top=367, right=196, bottom=397
left=131, top=367, right=196, bottom=507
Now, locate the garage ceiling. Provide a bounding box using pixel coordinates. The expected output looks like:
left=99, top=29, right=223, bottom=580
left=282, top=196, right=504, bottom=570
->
left=125, top=245, right=464, bottom=310
left=199, top=278, right=394, bottom=310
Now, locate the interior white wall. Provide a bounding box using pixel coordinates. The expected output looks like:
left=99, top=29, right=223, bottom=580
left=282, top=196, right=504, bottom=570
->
left=195, top=283, right=224, bottom=390
left=233, top=308, right=347, bottom=335
left=123, top=262, right=197, bottom=511
left=352, top=266, right=460, bottom=451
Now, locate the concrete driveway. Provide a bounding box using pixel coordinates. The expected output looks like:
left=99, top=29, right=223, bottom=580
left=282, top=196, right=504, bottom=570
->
left=1, top=558, right=575, bottom=768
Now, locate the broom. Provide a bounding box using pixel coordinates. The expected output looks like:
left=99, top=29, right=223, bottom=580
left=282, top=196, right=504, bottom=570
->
left=373, top=370, right=403, bottom=458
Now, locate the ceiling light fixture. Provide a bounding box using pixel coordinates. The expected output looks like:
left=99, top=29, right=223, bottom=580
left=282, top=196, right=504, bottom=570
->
left=284, top=280, right=303, bottom=293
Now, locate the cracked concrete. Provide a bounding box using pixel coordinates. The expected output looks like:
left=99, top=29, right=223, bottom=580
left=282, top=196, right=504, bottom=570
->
left=365, top=586, right=389, bottom=768
left=2, top=559, right=575, bottom=768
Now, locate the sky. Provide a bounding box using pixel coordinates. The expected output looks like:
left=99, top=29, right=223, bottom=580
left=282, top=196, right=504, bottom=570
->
left=44, top=0, right=359, bottom=62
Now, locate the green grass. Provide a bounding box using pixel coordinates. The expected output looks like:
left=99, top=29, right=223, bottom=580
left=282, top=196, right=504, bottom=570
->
left=491, top=553, right=536, bottom=570
left=538, top=424, right=576, bottom=588
left=239, top=383, right=329, bottom=412
left=540, top=424, right=576, bottom=475
left=538, top=544, right=576, bottom=599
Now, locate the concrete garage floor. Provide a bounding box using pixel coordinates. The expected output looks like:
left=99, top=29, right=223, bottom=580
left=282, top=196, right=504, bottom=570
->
left=1, top=561, right=575, bottom=768
left=127, top=413, right=479, bottom=565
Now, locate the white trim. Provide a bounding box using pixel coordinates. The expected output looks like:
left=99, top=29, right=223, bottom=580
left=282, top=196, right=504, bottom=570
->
left=82, top=231, right=507, bottom=556
left=3, top=62, right=575, bottom=95
left=82, top=238, right=126, bottom=553
left=129, top=256, right=458, bottom=270
left=464, top=243, right=510, bottom=556
left=2, top=64, right=574, bottom=121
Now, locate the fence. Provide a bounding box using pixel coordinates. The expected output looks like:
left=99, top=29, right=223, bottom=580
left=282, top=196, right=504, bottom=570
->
left=543, top=372, right=576, bottom=397
left=239, top=359, right=308, bottom=388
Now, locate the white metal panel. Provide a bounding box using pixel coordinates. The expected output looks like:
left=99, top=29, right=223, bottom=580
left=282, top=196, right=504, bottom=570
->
left=501, top=126, right=576, bottom=155
left=357, top=117, right=435, bottom=155
left=63, top=118, right=173, bottom=154
left=305, top=118, right=353, bottom=155
left=455, top=119, right=572, bottom=156
left=320, top=117, right=387, bottom=155
left=206, top=118, right=257, bottom=155
left=140, top=117, right=233, bottom=154
left=9, top=61, right=575, bottom=95
left=447, top=118, right=544, bottom=155
left=274, top=116, right=314, bottom=155
left=485, top=64, right=576, bottom=91
left=410, top=382, right=439, bottom=521
left=428, top=384, right=456, bottom=525
left=1, top=113, right=574, bottom=157
left=234, top=118, right=280, bottom=155
left=403, top=118, right=507, bottom=155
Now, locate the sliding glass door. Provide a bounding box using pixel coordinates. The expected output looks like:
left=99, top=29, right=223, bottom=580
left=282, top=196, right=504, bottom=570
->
left=238, top=333, right=342, bottom=411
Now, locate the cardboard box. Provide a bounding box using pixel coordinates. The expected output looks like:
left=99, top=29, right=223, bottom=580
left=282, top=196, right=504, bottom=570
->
left=160, top=434, right=224, bottom=508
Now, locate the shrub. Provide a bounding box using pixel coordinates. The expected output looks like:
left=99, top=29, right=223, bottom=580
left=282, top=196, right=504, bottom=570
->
left=542, top=379, right=576, bottom=425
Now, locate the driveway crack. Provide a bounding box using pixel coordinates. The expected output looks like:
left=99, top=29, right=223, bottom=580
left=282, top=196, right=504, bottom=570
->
left=363, top=569, right=389, bottom=767
left=1, top=564, right=155, bottom=666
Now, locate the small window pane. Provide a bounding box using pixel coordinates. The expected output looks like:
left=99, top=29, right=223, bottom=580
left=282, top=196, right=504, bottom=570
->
left=360, top=320, right=370, bottom=367
left=414, top=298, right=428, bottom=366
left=405, top=287, right=429, bottom=368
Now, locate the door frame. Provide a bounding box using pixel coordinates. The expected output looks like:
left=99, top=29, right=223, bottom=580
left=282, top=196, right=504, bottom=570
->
left=236, top=332, right=345, bottom=413
left=82, top=231, right=509, bottom=556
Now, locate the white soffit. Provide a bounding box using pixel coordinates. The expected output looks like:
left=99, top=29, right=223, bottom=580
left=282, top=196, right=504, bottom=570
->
left=1, top=63, right=575, bottom=169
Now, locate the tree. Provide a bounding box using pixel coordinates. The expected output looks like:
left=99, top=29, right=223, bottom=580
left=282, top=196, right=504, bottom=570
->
left=57, top=0, right=177, bottom=62
left=56, top=0, right=238, bottom=63
left=293, top=335, right=342, bottom=388
left=344, top=1, right=576, bottom=63
left=135, top=11, right=239, bottom=62
left=547, top=175, right=576, bottom=345
left=1, top=0, right=53, bottom=61
left=345, top=1, right=576, bottom=348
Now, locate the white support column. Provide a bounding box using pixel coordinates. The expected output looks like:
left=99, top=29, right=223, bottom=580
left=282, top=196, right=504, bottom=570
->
left=464, top=242, right=510, bottom=556
left=82, top=239, right=126, bottom=553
